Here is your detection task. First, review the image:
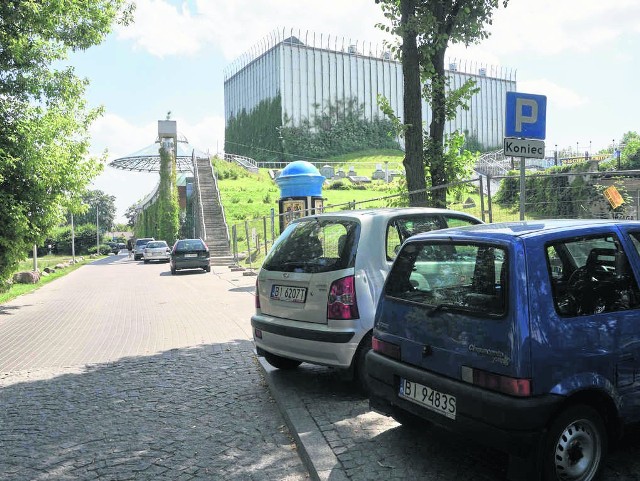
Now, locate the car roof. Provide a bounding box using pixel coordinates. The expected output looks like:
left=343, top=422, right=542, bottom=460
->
left=290, top=207, right=480, bottom=222
left=407, top=219, right=640, bottom=242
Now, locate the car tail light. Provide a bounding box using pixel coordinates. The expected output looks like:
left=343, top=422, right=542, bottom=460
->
left=327, top=275, right=359, bottom=320
left=255, top=280, right=260, bottom=309
left=372, top=336, right=400, bottom=360
left=461, top=366, right=531, bottom=397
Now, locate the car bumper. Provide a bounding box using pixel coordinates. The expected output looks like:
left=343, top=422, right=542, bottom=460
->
left=366, top=351, right=564, bottom=456
left=251, top=314, right=361, bottom=369
left=172, top=258, right=209, bottom=269
left=144, top=255, right=170, bottom=261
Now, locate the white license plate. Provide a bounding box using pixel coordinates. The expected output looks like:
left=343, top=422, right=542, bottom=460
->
left=185, top=253, right=197, bottom=257
left=270, top=285, right=307, bottom=303
left=399, top=378, right=456, bottom=419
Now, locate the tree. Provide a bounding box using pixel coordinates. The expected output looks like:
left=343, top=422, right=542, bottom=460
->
left=67, top=190, right=117, bottom=232
left=377, top=0, right=508, bottom=207
left=124, top=204, right=139, bottom=228
left=620, top=131, right=640, bottom=169
left=0, top=0, right=133, bottom=289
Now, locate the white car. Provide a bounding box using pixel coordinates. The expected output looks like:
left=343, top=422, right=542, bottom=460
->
left=143, top=240, right=171, bottom=263
left=251, top=207, right=482, bottom=391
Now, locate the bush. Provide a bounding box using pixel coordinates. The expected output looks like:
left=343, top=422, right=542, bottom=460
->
left=326, top=180, right=350, bottom=190
left=87, top=244, right=111, bottom=255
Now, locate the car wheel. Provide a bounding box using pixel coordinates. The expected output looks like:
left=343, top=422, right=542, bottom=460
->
left=205, top=265, right=211, bottom=273
left=171, top=266, right=176, bottom=275
left=143, top=260, right=148, bottom=264
left=354, top=332, right=372, bottom=394
left=542, top=405, right=606, bottom=481
left=264, top=351, right=302, bottom=370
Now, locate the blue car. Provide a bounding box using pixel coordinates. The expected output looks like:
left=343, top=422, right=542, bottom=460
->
left=367, top=220, right=640, bottom=481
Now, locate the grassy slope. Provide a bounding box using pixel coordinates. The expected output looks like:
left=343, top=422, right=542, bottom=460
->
left=214, top=150, right=406, bottom=228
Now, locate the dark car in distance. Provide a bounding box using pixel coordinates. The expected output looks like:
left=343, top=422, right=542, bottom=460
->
left=170, top=238, right=210, bottom=274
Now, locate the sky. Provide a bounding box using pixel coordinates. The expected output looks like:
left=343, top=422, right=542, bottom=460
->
left=66, top=0, right=640, bottom=223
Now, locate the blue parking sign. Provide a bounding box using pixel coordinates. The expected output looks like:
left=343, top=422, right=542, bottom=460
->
left=505, top=92, right=547, bottom=140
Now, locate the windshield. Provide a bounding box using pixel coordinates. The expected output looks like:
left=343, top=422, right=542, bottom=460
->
left=385, top=241, right=507, bottom=317
left=263, top=218, right=359, bottom=273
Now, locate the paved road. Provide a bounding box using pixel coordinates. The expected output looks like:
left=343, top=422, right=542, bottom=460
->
left=0, top=255, right=307, bottom=481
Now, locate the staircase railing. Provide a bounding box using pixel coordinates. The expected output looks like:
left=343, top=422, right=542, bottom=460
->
left=224, top=153, right=259, bottom=173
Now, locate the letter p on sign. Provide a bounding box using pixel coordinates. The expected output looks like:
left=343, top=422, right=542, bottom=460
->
left=505, top=92, right=547, bottom=140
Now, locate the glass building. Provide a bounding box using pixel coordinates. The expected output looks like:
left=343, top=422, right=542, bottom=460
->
left=224, top=28, right=516, bottom=157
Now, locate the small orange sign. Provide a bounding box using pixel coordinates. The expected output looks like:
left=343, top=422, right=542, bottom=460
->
left=604, top=186, right=624, bottom=209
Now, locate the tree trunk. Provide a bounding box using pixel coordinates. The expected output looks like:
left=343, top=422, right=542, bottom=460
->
left=400, top=0, right=426, bottom=206
left=428, top=47, right=447, bottom=208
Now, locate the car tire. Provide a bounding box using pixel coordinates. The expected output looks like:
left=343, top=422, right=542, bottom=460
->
left=205, top=265, right=211, bottom=273
left=143, top=260, right=148, bottom=264
left=171, top=267, right=176, bottom=275
left=264, top=351, right=302, bottom=370
left=354, top=332, right=372, bottom=395
left=542, top=405, right=607, bottom=481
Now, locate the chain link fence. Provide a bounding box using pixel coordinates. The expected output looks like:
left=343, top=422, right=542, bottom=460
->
left=226, top=169, right=639, bottom=267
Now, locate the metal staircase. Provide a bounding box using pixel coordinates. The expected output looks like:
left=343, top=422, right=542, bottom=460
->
left=193, top=156, right=235, bottom=266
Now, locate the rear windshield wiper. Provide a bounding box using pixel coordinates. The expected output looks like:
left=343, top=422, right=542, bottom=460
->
left=427, top=303, right=457, bottom=316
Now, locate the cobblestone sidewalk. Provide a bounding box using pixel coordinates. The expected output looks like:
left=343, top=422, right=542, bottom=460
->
left=1, top=341, right=308, bottom=481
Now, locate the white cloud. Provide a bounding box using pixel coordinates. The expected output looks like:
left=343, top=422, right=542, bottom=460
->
left=115, top=0, right=640, bottom=62
left=518, top=78, right=587, bottom=110
left=116, top=0, right=392, bottom=59
left=116, top=0, right=215, bottom=57
left=481, top=0, right=640, bottom=56
left=88, top=113, right=157, bottom=160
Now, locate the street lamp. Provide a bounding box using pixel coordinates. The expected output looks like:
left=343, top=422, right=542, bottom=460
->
left=96, top=206, right=100, bottom=255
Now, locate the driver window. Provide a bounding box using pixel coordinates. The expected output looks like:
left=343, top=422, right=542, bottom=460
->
left=547, top=234, right=640, bottom=316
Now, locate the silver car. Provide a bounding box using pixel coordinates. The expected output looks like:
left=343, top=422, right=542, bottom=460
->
left=133, top=237, right=154, bottom=260
left=251, top=207, right=482, bottom=391
left=143, top=240, right=170, bottom=263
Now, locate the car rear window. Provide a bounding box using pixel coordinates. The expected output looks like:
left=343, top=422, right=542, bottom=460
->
left=385, top=241, right=507, bottom=317
left=175, top=240, right=205, bottom=251
left=262, top=219, right=359, bottom=273
left=146, top=241, right=167, bottom=248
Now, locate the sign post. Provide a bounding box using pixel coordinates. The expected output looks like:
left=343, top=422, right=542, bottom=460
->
left=504, top=92, right=547, bottom=220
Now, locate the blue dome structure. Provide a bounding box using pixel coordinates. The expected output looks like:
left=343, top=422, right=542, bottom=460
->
left=276, top=161, right=325, bottom=197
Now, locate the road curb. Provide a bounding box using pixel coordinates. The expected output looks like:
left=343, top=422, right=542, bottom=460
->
left=258, top=357, right=349, bottom=481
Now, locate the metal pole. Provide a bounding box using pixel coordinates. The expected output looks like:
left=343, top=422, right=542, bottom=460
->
left=232, top=224, right=238, bottom=264
left=519, top=156, right=526, bottom=221
left=270, top=208, right=275, bottom=242
left=487, top=175, right=493, bottom=224
left=245, top=220, right=252, bottom=270
left=479, top=176, right=485, bottom=223
left=32, top=244, right=37, bottom=272
left=96, top=207, right=100, bottom=254
left=263, top=217, right=268, bottom=255
left=71, top=212, right=76, bottom=263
